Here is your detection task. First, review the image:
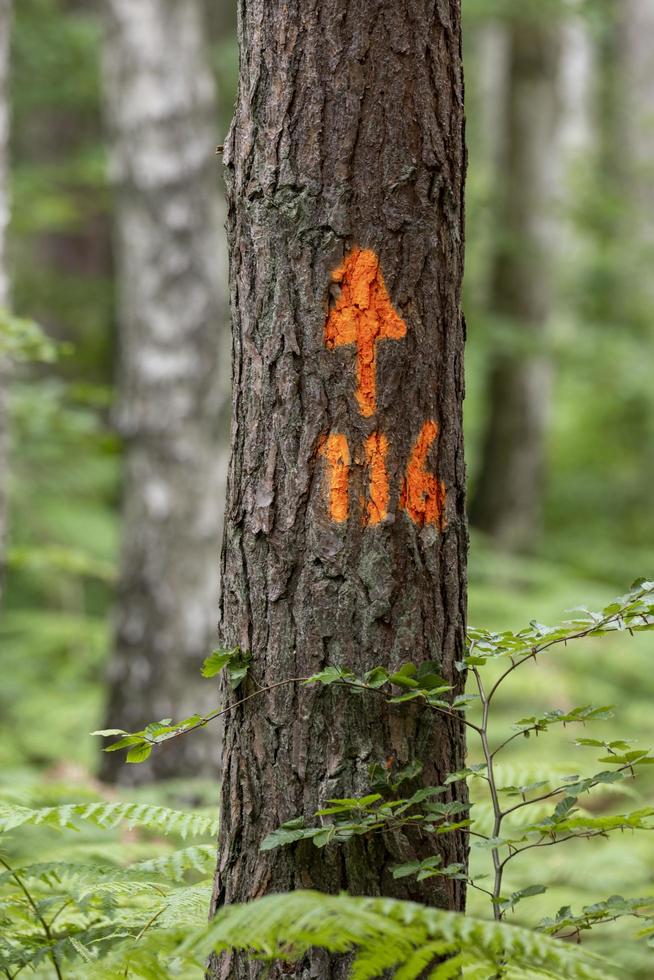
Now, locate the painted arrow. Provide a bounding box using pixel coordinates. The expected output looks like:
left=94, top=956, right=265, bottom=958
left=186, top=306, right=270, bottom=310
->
left=325, top=247, right=407, bottom=418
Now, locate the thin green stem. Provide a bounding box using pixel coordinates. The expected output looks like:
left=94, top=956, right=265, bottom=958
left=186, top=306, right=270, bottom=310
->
left=337, top=679, right=483, bottom=734
left=467, top=880, right=495, bottom=899
left=134, top=905, right=166, bottom=943
left=500, top=760, right=637, bottom=820
left=499, top=833, right=595, bottom=870
left=0, top=857, right=64, bottom=980
left=472, top=667, right=504, bottom=920
left=152, top=674, right=482, bottom=750
left=490, top=725, right=541, bottom=760
left=157, top=676, right=313, bottom=742
left=485, top=610, right=633, bottom=707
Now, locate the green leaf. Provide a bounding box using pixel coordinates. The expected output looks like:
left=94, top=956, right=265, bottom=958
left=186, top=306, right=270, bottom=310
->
left=315, top=795, right=382, bottom=816
left=260, top=820, right=311, bottom=851
left=201, top=648, right=239, bottom=678
left=103, top=734, right=147, bottom=753
left=126, top=743, right=153, bottom=764
left=496, top=884, right=547, bottom=915
left=305, top=666, right=353, bottom=686
left=228, top=662, right=251, bottom=690
left=0, top=309, right=66, bottom=363
left=392, top=855, right=443, bottom=879
left=364, top=667, right=389, bottom=688
left=499, top=780, right=549, bottom=798
left=389, top=663, right=419, bottom=689
left=445, top=764, right=487, bottom=784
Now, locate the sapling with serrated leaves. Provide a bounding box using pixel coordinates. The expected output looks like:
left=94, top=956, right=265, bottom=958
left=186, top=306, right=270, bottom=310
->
left=97, top=578, right=654, bottom=954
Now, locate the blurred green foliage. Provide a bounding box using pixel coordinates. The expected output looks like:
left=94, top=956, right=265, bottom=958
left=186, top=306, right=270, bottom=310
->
left=1, top=0, right=654, bottom=976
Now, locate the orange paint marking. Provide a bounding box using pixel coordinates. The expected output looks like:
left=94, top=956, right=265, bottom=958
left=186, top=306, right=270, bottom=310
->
left=364, top=432, right=390, bottom=526
left=400, top=421, right=446, bottom=528
left=325, top=247, right=407, bottom=417
left=319, top=432, right=351, bottom=523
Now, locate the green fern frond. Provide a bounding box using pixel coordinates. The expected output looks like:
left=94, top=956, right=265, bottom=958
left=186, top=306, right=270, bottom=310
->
left=176, top=891, right=616, bottom=979
left=0, top=801, right=217, bottom=839
left=2, top=855, right=207, bottom=893
left=70, top=930, right=196, bottom=980
left=131, top=844, right=215, bottom=881
left=155, top=882, right=213, bottom=929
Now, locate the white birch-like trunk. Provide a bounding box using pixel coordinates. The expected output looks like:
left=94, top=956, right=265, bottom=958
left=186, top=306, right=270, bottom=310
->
left=0, top=0, right=11, bottom=602
left=100, top=0, right=229, bottom=783
left=619, top=0, right=654, bottom=284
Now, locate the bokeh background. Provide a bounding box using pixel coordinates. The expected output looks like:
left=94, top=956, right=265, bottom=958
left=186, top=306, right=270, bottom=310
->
left=1, top=0, right=653, bottom=975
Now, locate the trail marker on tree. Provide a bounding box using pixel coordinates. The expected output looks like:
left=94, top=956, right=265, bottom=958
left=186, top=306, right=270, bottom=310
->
left=322, top=247, right=446, bottom=529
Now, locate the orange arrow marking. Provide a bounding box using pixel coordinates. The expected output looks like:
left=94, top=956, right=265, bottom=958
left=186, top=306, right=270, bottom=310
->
left=319, top=432, right=350, bottom=523
left=325, top=248, right=407, bottom=418
left=400, top=421, right=446, bottom=528
left=364, top=432, right=390, bottom=526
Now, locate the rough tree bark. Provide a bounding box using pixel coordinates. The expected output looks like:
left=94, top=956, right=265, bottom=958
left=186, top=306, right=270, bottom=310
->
left=0, top=0, right=11, bottom=603
left=100, top=0, right=230, bottom=784
left=469, top=16, right=561, bottom=551
left=209, top=2, right=467, bottom=977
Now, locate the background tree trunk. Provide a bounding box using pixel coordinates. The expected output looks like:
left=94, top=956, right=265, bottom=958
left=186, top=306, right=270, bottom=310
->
left=0, top=0, right=11, bottom=603
left=619, top=0, right=654, bottom=308
left=99, top=0, right=230, bottom=784
left=209, top=2, right=467, bottom=977
left=469, top=16, right=561, bottom=551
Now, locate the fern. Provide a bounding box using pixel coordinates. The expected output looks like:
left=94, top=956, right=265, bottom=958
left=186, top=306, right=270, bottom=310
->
left=0, top=800, right=218, bottom=839
left=0, top=793, right=218, bottom=978
left=131, top=843, right=215, bottom=882
left=169, top=891, right=614, bottom=980
left=38, top=887, right=617, bottom=979
left=155, top=882, right=213, bottom=929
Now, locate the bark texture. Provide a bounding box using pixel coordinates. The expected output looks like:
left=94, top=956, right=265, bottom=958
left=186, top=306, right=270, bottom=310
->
left=0, top=0, right=11, bottom=603
left=469, top=17, right=561, bottom=551
left=210, top=2, right=467, bottom=977
left=100, top=0, right=230, bottom=784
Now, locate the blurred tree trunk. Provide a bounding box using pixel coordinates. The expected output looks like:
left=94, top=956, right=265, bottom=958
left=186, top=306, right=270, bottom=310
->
left=100, top=0, right=230, bottom=784
left=209, top=2, right=467, bottom=977
left=0, top=0, right=11, bottom=602
left=619, top=0, right=654, bottom=309
left=469, top=16, right=561, bottom=551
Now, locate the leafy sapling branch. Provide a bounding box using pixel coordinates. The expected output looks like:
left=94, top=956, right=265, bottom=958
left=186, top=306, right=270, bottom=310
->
left=97, top=579, right=654, bottom=945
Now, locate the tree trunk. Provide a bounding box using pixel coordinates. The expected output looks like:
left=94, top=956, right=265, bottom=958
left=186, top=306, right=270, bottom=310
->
left=99, top=0, right=230, bottom=784
left=209, top=2, right=467, bottom=977
left=0, top=0, right=11, bottom=603
left=469, top=16, right=561, bottom=551
left=619, top=0, right=654, bottom=311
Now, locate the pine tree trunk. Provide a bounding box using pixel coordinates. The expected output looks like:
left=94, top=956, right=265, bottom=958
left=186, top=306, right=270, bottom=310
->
left=209, top=2, right=467, bottom=977
left=469, top=17, right=561, bottom=551
left=100, top=0, right=230, bottom=784
left=0, top=0, right=11, bottom=603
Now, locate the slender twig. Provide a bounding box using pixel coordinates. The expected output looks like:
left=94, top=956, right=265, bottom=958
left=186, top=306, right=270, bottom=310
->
left=490, top=725, right=542, bottom=759
left=485, top=611, right=635, bottom=706
left=500, top=760, right=637, bottom=820
left=47, top=899, right=73, bottom=929
left=154, top=677, right=313, bottom=743
left=152, top=673, right=481, bottom=749
left=467, top=880, right=495, bottom=899
left=133, top=905, right=166, bottom=943
left=471, top=667, right=505, bottom=920
left=499, top=833, right=596, bottom=869
left=0, top=857, right=64, bottom=980
left=337, top=679, right=483, bottom=734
